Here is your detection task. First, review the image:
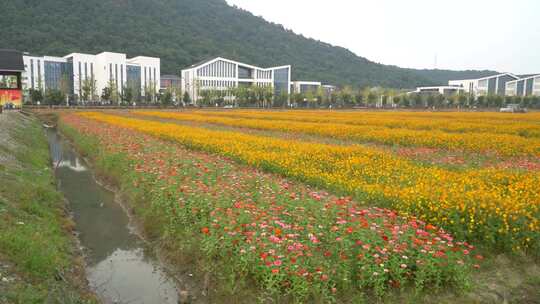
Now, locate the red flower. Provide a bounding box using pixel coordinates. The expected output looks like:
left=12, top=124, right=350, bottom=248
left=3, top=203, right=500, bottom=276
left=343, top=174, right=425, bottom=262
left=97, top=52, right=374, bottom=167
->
left=201, top=227, right=210, bottom=235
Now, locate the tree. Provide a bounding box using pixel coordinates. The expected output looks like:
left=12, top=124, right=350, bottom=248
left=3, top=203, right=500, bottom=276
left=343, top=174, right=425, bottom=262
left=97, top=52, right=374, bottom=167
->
left=160, top=87, right=174, bottom=106
left=122, top=85, right=134, bottom=105
left=457, top=93, right=468, bottom=108
left=476, top=95, right=486, bottom=108
left=411, top=93, right=423, bottom=108
left=339, top=86, right=354, bottom=106
left=173, top=85, right=183, bottom=105
left=364, top=88, right=378, bottom=107
left=316, top=86, right=326, bottom=106
left=101, top=87, right=111, bottom=103
left=29, top=88, right=44, bottom=105
left=305, top=89, right=316, bottom=108
left=144, top=81, right=157, bottom=104
left=183, top=91, right=192, bottom=105
left=59, top=74, right=71, bottom=105
left=45, top=89, right=65, bottom=106
left=81, top=77, right=94, bottom=104
left=435, top=94, right=446, bottom=108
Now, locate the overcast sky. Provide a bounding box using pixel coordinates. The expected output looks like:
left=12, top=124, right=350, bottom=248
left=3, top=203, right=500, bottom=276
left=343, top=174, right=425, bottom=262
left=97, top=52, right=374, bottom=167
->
left=225, top=0, right=539, bottom=74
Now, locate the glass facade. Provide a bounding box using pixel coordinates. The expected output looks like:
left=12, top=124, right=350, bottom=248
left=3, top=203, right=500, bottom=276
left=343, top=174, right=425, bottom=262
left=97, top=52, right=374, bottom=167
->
left=44, top=61, right=73, bottom=94
left=30, top=59, right=34, bottom=89
left=238, top=66, right=254, bottom=79
left=525, top=78, right=534, bottom=96
left=487, top=78, right=497, bottom=95
left=273, top=67, right=290, bottom=96
left=517, top=80, right=525, bottom=96
left=127, top=65, right=141, bottom=97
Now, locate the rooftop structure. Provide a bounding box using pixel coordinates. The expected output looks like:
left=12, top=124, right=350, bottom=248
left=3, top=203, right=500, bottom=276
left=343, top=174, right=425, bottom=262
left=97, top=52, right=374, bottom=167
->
left=448, top=73, right=519, bottom=97
left=505, top=74, right=540, bottom=97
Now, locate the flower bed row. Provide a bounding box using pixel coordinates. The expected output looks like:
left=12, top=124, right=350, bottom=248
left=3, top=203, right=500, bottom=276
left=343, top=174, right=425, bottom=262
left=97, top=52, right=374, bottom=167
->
left=134, top=110, right=540, bottom=156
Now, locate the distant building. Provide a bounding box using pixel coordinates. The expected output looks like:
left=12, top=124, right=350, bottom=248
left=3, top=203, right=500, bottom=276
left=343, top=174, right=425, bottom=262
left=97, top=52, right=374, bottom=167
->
left=505, top=75, right=540, bottom=97
left=291, top=81, right=321, bottom=94
left=181, top=57, right=291, bottom=104
left=448, top=73, right=519, bottom=97
left=322, top=85, right=336, bottom=94
left=410, top=86, right=465, bottom=96
left=160, top=74, right=181, bottom=91
left=0, top=49, right=24, bottom=107
left=23, top=51, right=160, bottom=102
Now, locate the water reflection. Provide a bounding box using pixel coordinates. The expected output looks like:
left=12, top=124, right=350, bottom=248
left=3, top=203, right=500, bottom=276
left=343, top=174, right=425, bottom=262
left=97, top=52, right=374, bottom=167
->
left=47, top=130, right=179, bottom=304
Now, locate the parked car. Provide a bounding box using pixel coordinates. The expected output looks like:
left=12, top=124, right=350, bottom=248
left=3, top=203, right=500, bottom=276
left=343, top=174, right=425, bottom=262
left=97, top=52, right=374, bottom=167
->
left=223, top=105, right=235, bottom=109
left=500, top=104, right=527, bottom=113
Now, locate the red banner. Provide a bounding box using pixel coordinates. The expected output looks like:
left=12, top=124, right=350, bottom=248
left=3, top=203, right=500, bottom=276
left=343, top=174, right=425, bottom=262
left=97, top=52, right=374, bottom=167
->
left=0, top=90, right=22, bottom=107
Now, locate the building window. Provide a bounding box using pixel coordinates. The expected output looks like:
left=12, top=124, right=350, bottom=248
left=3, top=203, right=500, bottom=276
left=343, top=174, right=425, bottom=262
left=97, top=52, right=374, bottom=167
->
left=109, top=63, right=113, bottom=82
left=37, top=60, right=41, bottom=89
left=78, top=62, right=82, bottom=96
left=30, top=59, right=34, bottom=89
left=121, top=64, right=124, bottom=89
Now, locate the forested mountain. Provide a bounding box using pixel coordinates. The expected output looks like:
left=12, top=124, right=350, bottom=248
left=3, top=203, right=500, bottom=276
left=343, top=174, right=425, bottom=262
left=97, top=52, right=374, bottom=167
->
left=0, top=0, right=496, bottom=88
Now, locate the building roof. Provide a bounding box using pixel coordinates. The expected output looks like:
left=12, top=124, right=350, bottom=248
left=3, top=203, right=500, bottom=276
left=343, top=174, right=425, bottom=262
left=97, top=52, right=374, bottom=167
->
left=186, top=57, right=217, bottom=69
left=183, top=57, right=290, bottom=72
left=0, top=49, right=24, bottom=72
left=506, top=74, right=540, bottom=84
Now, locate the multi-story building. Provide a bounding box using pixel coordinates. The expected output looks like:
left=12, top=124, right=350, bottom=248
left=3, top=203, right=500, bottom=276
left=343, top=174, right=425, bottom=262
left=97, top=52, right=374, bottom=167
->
left=411, top=85, right=465, bottom=96
left=505, top=75, right=540, bottom=97
left=448, top=73, right=519, bottom=97
left=160, top=74, right=181, bottom=91
left=23, top=51, right=160, bottom=102
left=181, top=57, right=291, bottom=104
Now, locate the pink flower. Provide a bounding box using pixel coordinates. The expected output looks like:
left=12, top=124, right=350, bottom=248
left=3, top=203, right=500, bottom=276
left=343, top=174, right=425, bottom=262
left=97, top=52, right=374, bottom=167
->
left=273, top=259, right=282, bottom=266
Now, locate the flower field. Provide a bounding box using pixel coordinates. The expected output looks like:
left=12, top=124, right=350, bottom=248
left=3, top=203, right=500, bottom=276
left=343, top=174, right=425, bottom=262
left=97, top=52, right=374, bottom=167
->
left=58, top=110, right=540, bottom=300
left=59, top=112, right=483, bottom=300
left=76, top=111, right=540, bottom=252
left=134, top=110, right=540, bottom=157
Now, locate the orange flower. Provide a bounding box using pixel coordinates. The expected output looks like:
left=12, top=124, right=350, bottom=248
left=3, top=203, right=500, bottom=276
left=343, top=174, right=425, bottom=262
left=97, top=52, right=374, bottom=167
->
left=201, top=227, right=210, bottom=235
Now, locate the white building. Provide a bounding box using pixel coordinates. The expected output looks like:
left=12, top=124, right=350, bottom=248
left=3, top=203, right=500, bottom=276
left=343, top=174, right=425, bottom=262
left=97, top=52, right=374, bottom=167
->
left=291, top=81, right=321, bottom=94
left=181, top=57, right=291, bottom=104
left=505, top=75, right=540, bottom=97
left=23, top=51, right=160, bottom=102
left=448, top=73, right=518, bottom=97
left=410, top=85, right=465, bottom=96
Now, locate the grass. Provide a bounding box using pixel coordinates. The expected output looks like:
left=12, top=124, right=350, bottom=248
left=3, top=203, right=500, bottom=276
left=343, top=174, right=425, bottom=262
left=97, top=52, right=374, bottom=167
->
left=0, top=113, right=95, bottom=303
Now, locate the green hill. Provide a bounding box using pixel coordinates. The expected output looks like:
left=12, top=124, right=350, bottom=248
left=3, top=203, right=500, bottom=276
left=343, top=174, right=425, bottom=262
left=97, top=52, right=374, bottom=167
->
left=0, top=0, right=496, bottom=88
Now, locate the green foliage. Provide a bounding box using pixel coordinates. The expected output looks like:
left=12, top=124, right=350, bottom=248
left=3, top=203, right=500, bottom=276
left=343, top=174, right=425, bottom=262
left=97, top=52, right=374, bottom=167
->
left=44, top=89, right=66, bottom=105
left=0, top=0, right=497, bottom=89
left=183, top=91, right=192, bottom=105
left=28, top=88, right=44, bottom=104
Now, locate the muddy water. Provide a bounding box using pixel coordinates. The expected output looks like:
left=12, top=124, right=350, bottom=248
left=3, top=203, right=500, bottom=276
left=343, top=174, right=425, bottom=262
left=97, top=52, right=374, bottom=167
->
left=47, top=129, right=180, bottom=304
